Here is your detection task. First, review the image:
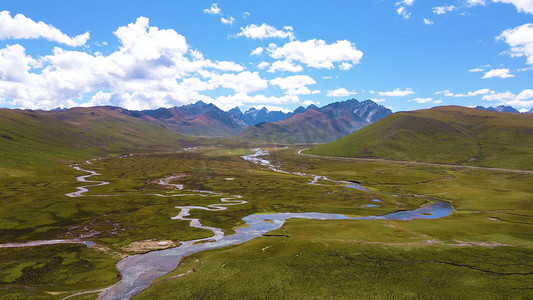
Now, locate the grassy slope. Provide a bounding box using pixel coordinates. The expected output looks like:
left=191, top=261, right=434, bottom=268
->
left=306, top=106, right=533, bottom=170
left=0, top=107, right=193, bottom=166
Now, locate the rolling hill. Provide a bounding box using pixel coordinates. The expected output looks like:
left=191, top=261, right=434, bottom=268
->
left=0, top=106, right=194, bottom=165
left=305, top=106, right=533, bottom=170
left=239, top=99, right=392, bottom=144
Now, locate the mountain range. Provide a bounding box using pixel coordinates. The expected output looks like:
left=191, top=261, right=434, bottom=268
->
left=475, top=105, right=520, bottom=113
left=116, top=98, right=391, bottom=140
left=239, top=99, right=392, bottom=143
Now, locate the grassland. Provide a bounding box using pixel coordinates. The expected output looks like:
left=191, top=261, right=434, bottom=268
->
left=0, top=144, right=532, bottom=299
left=305, top=106, right=533, bottom=171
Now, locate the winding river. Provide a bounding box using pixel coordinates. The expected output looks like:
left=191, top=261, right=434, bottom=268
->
left=1, top=149, right=453, bottom=299
left=97, top=148, right=452, bottom=299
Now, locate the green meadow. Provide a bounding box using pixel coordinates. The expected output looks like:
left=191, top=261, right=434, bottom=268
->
left=0, top=144, right=531, bottom=299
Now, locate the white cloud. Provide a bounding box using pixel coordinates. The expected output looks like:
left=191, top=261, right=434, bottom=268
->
left=493, top=0, right=533, bottom=13
left=378, top=88, right=415, bottom=97
left=268, top=39, right=363, bottom=69
left=212, top=61, right=244, bottom=72
left=269, top=75, right=319, bottom=96
left=285, top=87, right=320, bottom=95
left=235, top=23, right=294, bottom=40
left=0, top=44, right=37, bottom=82
left=434, top=100, right=443, bottom=104
left=482, top=68, right=515, bottom=78
left=326, top=88, right=356, bottom=97
left=397, top=7, right=411, bottom=19
left=433, top=5, right=456, bottom=14
left=209, top=71, right=268, bottom=93
left=270, top=75, right=316, bottom=90
left=0, top=11, right=89, bottom=46
left=257, top=61, right=270, bottom=69
left=397, top=0, right=415, bottom=6
left=467, top=0, right=486, bottom=5
left=436, top=88, right=494, bottom=97
left=214, top=93, right=300, bottom=110
left=482, top=89, right=533, bottom=108
left=242, top=11, right=250, bottom=19
left=468, top=88, right=494, bottom=96
left=268, top=60, right=303, bottom=73
left=518, top=66, right=533, bottom=71
left=469, top=68, right=484, bottom=72
left=339, top=62, right=353, bottom=70
left=80, top=91, right=113, bottom=107
left=369, top=98, right=386, bottom=103
left=411, top=97, right=433, bottom=103
left=0, top=17, right=276, bottom=110
left=424, top=18, right=434, bottom=25
left=497, top=23, right=533, bottom=64
left=221, top=16, right=235, bottom=25
left=251, top=47, right=263, bottom=56
left=203, top=3, right=221, bottom=15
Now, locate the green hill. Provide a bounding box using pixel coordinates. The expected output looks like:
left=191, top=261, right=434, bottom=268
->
left=0, top=107, right=194, bottom=166
left=305, top=106, right=533, bottom=170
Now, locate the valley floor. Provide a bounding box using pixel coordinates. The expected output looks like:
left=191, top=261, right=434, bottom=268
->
left=0, top=146, right=532, bottom=299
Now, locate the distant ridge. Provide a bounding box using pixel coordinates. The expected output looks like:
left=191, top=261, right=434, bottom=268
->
left=238, top=99, right=392, bottom=144
left=306, top=106, right=533, bottom=171
left=134, top=101, right=246, bottom=137
left=475, top=105, right=519, bottom=113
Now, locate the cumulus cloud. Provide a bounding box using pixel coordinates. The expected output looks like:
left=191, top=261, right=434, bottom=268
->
left=397, top=0, right=415, bottom=6
left=203, top=3, right=221, bottom=15
left=469, top=68, right=484, bottom=72
left=433, top=5, right=456, bottom=14
left=498, top=23, right=533, bottom=64
left=411, top=97, right=433, bottom=103
left=268, top=39, right=363, bottom=69
left=209, top=71, right=268, bottom=93
left=257, top=61, right=270, bottom=69
left=0, top=44, right=37, bottom=82
left=493, top=0, right=533, bottom=13
left=482, top=89, right=533, bottom=108
left=436, top=88, right=494, bottom=97
left=221, top=16, right=235, bottom=25
left=339, top=62, right=353, bottom=70
left=397, top=7, right=411, bottom=19
left=0, top=16, right=273, bottom=110
left=467, top=0, right=486, bottom=5
left=213, top=93, right=300, bottom=110
left=378, top=88, right=415, bottom=97
left=251, top=47, right=263, bottom=56
left=482, top=68, right=515, bottom=78
left=269, top=75, right=319, bottom=96
left=212, top=61, right=244, bottom=72
left=268, top=60, right=303, bottom=73
left=270, top=75, right=316, bottom=90
left=0, top=11, right=89, bottom=46
left=424, top=18, right=434, bottom=25
left=326, top=88, right=356, bottom=97
left=235, top=23, right=294, bottom=40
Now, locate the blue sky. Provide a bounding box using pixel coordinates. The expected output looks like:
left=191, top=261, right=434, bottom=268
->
left=0, top=0, right=532, bottom=112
